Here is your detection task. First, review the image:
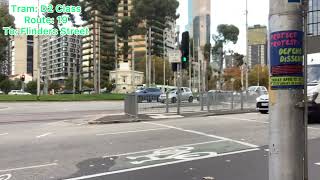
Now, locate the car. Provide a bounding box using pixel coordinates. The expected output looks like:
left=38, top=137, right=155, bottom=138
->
left=0, top=90, right=4, bottom=95
left=256, top=84, right=320, bottom=122
left=8, top=90, right=31, bottom=95
left=136, top=88, right=162, bottom=103
left=58, top=90, right=80, bottom=95
left=159, top=87, right=194, bottom=103
left=256, top=94, right=269, bottom=114
left=247, top=86, right=268, bottom=96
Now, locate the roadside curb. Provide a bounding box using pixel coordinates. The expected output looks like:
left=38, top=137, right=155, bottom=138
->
left=88, top=109, right=257, bottom=125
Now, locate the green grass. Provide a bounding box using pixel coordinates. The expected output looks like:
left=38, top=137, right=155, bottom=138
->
left=0, top=94, right=126, bottom=102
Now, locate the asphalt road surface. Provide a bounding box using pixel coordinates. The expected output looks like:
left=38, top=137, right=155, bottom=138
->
left=0, top=111, right=320, bottom=180
left=0, top=102, right=124, bottom=124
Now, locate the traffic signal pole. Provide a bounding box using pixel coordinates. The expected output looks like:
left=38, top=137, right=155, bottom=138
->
left=269, top=0, right=306, bottom=180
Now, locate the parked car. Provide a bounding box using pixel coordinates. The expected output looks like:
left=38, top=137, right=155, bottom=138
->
left=256, top=84, right=320, bottom=122
left=159, top=87, right=194, bottom=103
left=0, top=90, right=4, bottom=95
left=136, top=88, right=162, bottom=103
left=8, top=90, right=31, bottom=95
left=58, top=90, right=80, bottom=95
left=247, top=86, right=268, bottom=96
left=81, top=88, right=95, bottom=95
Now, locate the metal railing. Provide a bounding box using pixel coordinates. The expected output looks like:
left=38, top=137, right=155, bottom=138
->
left=124, top=91, right=261, bottom=117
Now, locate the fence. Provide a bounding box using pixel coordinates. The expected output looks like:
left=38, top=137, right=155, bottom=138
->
left=124, top=91, right=262, bottom=117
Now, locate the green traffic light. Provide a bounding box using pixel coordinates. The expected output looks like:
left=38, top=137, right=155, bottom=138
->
left=182, top=57, right=187, bottom=62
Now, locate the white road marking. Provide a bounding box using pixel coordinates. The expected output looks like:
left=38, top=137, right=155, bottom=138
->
left=102, top=140, right=226, bottom=158
left=96, top=128, right=169, bottom=136
left=77, top=122, right=88, bottom=126
left=144, top=122, right=259, bottom=148
left=218, top=116, right=320, bottom=131
left=218, top=117, right=269, bottom=124
left=0, top=133, right=8, bottom=136
left=65, top=148, right=258, bottom=180
left=147, top=114, right=184, bottom=119
left=0, top=174, right=12, bottom=180
left=0, top=163, right=58, bottom=173
left=36, top=133, right=52, bottom=138
left=315, top=162, right=320, bottom=166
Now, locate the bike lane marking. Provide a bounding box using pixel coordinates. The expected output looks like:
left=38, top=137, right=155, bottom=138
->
left=0, top=133, right=8, bottom=136
left=0, top=174, right=12, bottom=180
left=143, top=122, right=259, bottom=148
left=65, top=141, right=259, bottom=180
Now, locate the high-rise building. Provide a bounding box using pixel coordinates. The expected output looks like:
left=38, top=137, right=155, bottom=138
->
left=81, top=2, right=116, bottom=87
left=0, top=0, right=8, bottom=6
left=193, top=0, right=211, bottom=49
left=247, top=25, right=267, bottom=68
left=9, top=35, right=39, bottom=78
left=307, top=0, right=320, bottom=54
left=186, top=0, right=193, bottom=37
left=40, top=36, right=82, bottom=84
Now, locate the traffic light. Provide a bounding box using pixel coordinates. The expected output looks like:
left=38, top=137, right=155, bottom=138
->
left=181, top=31, right=189, bottom=69
left=20, top=75, right=25, bottom=82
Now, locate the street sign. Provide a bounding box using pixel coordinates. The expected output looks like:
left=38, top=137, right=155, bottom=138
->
left=168, top=50, right=181, bottom=63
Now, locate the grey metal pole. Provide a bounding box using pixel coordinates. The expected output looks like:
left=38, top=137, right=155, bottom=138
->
left=98, top=24, right=101, bottom=94
left=115, top=34, right=118, bottom=91
left=145, top=34, right=148, bottom=87
left=303, top=0, right=309, bottom=179
left=163, top=30, right=166, bottom=90
left=177, top=63, right=181, bottom=115
left=131, top=38, right=136, bottom=92
left=245, top=0, right=249, bottom=90
left=148, top=27, right=152, bottom=87
left=269, top=0, right=305, bottom=180
left=36, top=0, right=41, bottom=98
left=93, top=14, right=97, bottom=93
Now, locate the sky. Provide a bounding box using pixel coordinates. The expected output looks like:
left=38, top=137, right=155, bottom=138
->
left=9, top=0, right=269, bottom=55
left=177, top=0, right=270, bottom=54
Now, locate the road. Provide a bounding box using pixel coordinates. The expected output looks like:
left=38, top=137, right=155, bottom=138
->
left=0, top=101, right=124, bottom=124
left=0, top=108, right=320, bottom=180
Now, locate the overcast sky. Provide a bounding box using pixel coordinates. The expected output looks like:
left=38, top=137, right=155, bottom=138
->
left=177, top=0, right=269, bottom=54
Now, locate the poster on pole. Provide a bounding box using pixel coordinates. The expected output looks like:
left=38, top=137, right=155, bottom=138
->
left=270, top=30, right=304, bottom=89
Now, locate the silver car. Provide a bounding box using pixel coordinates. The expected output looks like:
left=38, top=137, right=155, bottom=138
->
left=159, top=87, right=194, bottom=103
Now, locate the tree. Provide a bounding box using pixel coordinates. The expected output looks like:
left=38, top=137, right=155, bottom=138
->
left=233, top=53, right=244, bottom=67
left=0, top=79, right=14, bottom=94
left=49, top=81, right=61, bottom=92
left=26, top=81, right=37, bottom=94
left=248, top=65, right=269, bottom=88
left=223, top=67, right=242, bottom=91
left=0, top=5, right=15, bottom=63
left=212, top=24, right=240, bottom=90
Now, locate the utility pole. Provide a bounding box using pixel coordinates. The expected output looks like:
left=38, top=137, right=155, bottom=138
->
left=269, top=0, right=305, bottom=180
left=163, top=30, right=166, bottom=90
left=115, top=34, right=118, bottom=91
left=98, top=24, right=101, bottom=94
left=148, top=27, right=152, bottom=87
left=36, top=0, right=41, bottom=98
left=245, top=0, right=249, bottom=90
left=93, top=15, right=98, bottom=94
left=132, top=38, right=135, bottom=91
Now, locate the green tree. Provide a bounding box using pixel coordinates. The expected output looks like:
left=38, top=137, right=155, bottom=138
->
left=212, top=24, right=240, bottom=89
left=0, top=79, right=14, bottom=94
left=233, top=53, right=245, bottom=67
left=0, top=5, right=15, bottom=63
left=49, top=81, right=61, bottom=92
left=26, top=81, right=37, bottom=94
left=248, top=65, right=269, bottom=88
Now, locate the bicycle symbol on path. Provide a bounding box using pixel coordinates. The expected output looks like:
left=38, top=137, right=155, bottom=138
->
left=127, top=146, right=217, bottom=165
left=0, top=174, right=12, bottom=180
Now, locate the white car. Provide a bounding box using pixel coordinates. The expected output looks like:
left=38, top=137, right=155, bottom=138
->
left=159, top=87, right=194, bottom=103
left=247, top=86, right=268, bottom=96
left=8, top=90, right=32, bottom=96
left=0, top=90, right=4, bottom=95
left=256, top=94, right=269, bottom=114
